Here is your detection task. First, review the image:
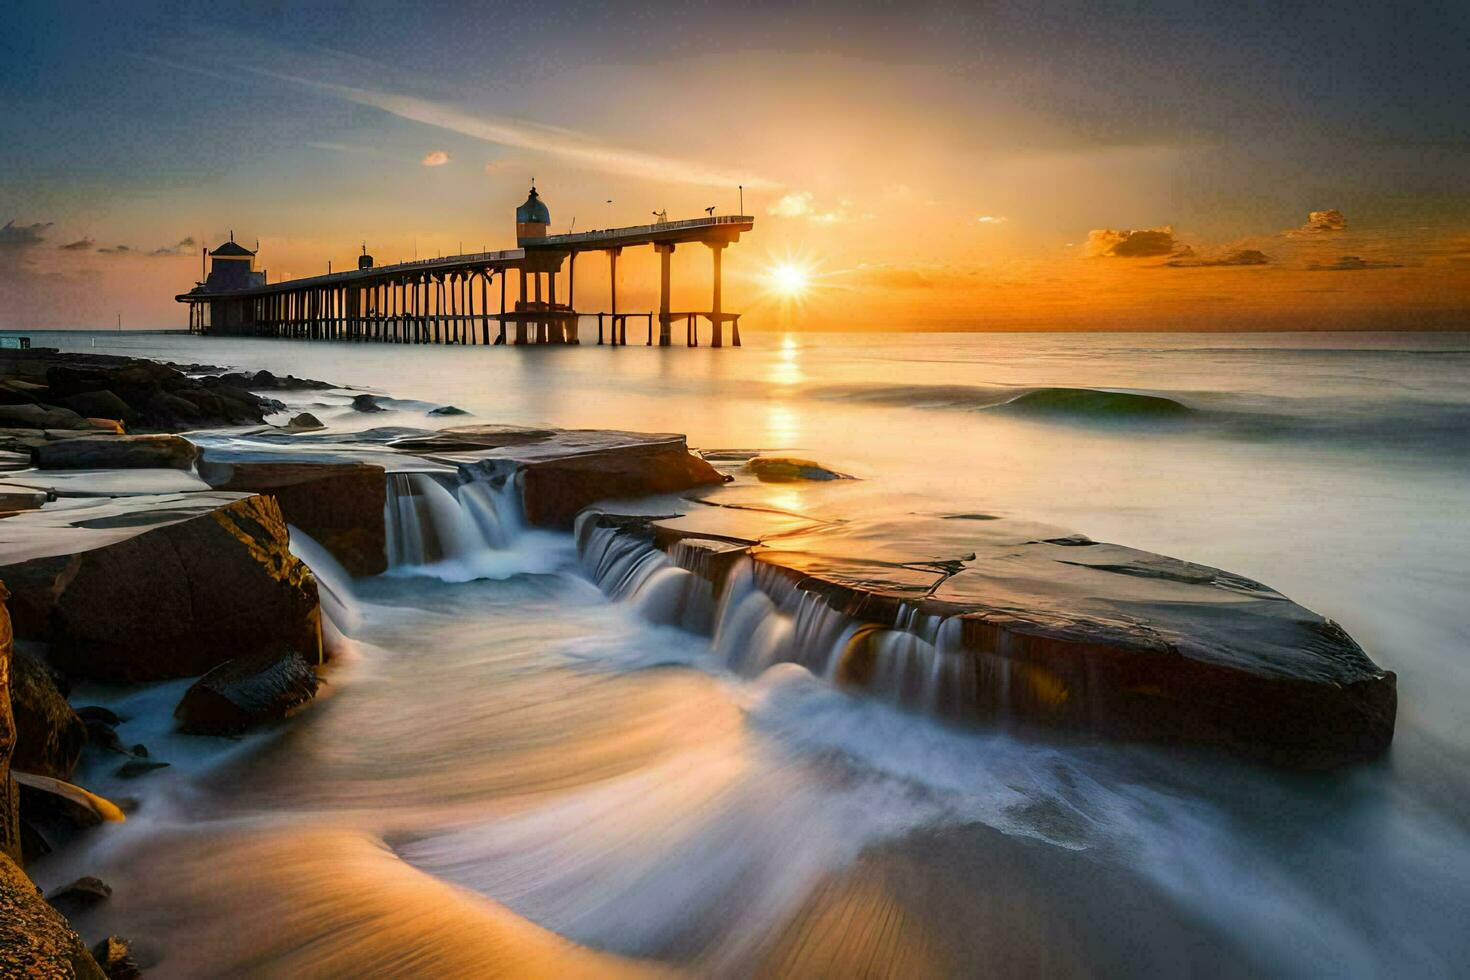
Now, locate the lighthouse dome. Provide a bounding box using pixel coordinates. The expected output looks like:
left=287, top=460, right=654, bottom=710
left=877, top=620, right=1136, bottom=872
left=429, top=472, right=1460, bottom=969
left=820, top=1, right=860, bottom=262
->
left=515, top=186, right=550, bottom=225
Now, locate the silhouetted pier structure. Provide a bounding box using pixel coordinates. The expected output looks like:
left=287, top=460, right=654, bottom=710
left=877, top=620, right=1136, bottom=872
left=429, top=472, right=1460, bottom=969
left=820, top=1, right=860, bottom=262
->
left=177, top=186, right=752, bottom=347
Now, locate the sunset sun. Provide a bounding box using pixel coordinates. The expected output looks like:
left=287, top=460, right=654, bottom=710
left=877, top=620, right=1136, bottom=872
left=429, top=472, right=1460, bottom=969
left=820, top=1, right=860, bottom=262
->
left=766, top=261, right=811, bottom=297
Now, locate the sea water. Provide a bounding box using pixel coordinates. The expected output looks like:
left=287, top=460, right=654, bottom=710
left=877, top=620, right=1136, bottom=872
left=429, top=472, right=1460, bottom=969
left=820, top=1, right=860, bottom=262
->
left=32, top=329, right=1470, bottom=976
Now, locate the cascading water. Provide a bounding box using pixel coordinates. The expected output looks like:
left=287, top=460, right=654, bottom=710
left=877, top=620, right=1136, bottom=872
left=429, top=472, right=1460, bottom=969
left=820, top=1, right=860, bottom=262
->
left=576, top=516, right=978, bottom=720
left=385, top=470, right=569, bottom=581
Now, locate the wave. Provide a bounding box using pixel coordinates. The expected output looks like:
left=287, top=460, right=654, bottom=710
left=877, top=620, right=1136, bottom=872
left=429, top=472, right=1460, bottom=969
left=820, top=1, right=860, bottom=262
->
left=808, top=382, right=1192, bottom=422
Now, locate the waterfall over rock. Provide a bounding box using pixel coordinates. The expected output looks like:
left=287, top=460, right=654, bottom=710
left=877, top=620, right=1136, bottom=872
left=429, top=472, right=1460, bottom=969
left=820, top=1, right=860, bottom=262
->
left=575, top=516, right=977, bottom=719
left=385, top=470, right=567, bottom=582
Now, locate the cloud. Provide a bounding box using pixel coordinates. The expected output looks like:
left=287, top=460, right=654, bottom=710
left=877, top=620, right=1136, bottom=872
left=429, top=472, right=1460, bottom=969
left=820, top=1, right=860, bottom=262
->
left=1166, top=248, right=1270, bottom=268
left=0, top=220, right=51, bottom=247
left=149, top=236, right=197, bottom=257
left=421, top=150, right=451, bottom=167
left=1308, top=254, right=1403, bottom=271
left=1288, top=208, right=1348, bottom=237
left=58, top=238, right=95, bottom=251
left=1086, top=226, right=1181, bottom=258
left=977, top=215, right=1007, bottom=224
left=768, top=192, right=813, bottom=217
left=253, top=69, right=775, bottom=189
left=97, top=245, right=132, bottom=254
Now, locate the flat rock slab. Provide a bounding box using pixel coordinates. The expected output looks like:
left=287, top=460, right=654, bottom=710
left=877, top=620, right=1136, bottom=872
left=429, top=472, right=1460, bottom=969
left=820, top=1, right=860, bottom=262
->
left=586, top=498, right=1396, bottom=768
left=34, top=434, right=199, bottom=471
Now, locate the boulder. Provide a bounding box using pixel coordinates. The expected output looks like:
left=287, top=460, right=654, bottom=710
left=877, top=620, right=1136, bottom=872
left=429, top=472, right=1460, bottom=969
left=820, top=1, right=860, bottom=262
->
left=8, top=649, right=86, bottom=781
left=428, top=405, right=469, bottom=416
left=53, top=389, right=136, bottom=426
left=174, top=649, right=319, bottom=735
left=211, top=369, right=334, bottom=391
left=198, top=459, right=388, bottom=576
left=0, top=403, right=89, bottom=430
left=0, top=493, right=321, bottom=681
left=0, top=854, right=106, bottom=979
left=0, top=485, right=47, bottom=511
left=115, top=760, right=168, bottom=779
left=745, top=455, right=855, bottom=482
left=351, top=394, right=385, bottom=413
left=286, top=412, right=324, bottom=431
left=34, top=434, right=200, bottom=471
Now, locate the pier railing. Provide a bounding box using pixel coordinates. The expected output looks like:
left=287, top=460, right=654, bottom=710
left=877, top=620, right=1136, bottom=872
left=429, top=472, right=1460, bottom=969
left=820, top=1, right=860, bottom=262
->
left=540, top=215, right=754, bottom=247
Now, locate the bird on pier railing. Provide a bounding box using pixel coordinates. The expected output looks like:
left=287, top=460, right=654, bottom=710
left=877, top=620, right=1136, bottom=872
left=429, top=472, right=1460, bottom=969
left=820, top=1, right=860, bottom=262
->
left=705, top=206, right=716, bottom=216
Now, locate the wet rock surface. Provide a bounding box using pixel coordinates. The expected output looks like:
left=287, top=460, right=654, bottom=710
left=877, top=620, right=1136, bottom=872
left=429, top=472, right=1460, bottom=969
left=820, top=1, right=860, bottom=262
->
left=0, top=493, right=320, bottom=681
left=8, top=649, right=86, bottom=781
left=174, top=649, right=319, bottom=735
left=580, top=492, right=1397, bottom=768
left=745, top=455, right=855, bottom=482
left=199, top=458, right=388, bottom=575
left=0, top=854, right=106, bottom=979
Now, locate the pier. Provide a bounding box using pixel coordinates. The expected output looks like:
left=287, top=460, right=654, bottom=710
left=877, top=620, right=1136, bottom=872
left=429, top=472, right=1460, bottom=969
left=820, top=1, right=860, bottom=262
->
left=177, top=186, right=753, bottom=347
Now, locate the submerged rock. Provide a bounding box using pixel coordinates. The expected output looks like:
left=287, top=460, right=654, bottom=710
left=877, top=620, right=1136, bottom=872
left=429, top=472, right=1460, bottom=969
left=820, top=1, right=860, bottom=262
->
left=33, top=433, right=199, bottom=471
left=351, top=394, right=385, bottom=413
left=174, top=650, right=319, bottom=735
left=47, top=875, right=112, bottom=914
left=428, top=405, right=470, bottom=416
left=285, top=411, right=324, bottom=431
left=8, top=650, right=86, bottom=781
left=115, top=760, right=169, bottom=779
left=0, top=493, right=321, bottom=681
left=199, top=459, right=388, bottom=576
left=745, top=455, right=855, bottom=482
left=0, top=855, right=106, bottom=979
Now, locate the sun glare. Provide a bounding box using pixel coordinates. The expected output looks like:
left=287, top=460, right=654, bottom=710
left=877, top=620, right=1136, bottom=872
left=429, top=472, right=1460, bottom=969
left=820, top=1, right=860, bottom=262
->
left=767, top=262, right=812, bottom=297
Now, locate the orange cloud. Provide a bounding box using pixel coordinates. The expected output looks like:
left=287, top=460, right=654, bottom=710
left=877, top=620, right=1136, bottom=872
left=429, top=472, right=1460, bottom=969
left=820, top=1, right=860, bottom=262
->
left=421, top=150, right=451, bottom=167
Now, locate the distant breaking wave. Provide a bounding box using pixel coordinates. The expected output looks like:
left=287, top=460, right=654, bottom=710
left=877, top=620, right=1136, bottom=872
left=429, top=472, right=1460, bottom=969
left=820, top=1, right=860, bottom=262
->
left=807, top=383, right=1194, bottom=421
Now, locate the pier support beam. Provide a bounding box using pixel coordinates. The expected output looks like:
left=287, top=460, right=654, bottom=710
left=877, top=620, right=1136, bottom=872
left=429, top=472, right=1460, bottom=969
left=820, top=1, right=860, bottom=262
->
left=709, top=241, right=725, bottom=348
left=655, top=243, right=674, bottom=346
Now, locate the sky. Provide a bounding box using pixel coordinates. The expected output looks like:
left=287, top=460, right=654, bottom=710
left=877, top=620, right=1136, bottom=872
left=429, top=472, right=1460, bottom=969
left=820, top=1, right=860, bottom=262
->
left=2, top=0, right=1468, bottom=331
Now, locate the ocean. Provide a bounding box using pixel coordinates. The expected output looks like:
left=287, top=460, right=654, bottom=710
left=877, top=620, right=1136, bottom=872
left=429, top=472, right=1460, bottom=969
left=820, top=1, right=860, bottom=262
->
left=30, top=329, right=1470, bottom=976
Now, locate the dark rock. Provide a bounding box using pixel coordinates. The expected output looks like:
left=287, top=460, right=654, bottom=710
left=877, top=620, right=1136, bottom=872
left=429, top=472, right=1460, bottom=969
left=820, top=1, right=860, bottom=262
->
left=34, top=434, right=199, bottom=471
left=286, top=411, right=324, bottom=430
left=212, top=369, right=334, bottom=391
left=115, top=760, right=168, bottom=779
left=47, top=875, right=111, bottom=913
left=351, top=393, right=385, bottom=413
left=0, top=854, right=106, bottom=979
left=198, top=459, right=388, bottom=576
left=91, top=935, right=142, bottom=980
left=53, top=390, right=137, bottom=426
left=129, top=744, right=147, bottom=758
left=0, top=403, right=89, bottom=430
left=745, top=456, right=855, bottom=482
left=9, top=650, right=86, bottom=780
left=74, top=706, right=121, bottom=726
left=175, top=649, right=319, bottom=735
left=0, top=379, right=47, bottom=406
left=0, top=486, right=48, bottom=511
left=83, top=718, right=128, bottom=755
left=428, top=405, right=469, bottom=416
left=1, top=493, right=322, bottom=682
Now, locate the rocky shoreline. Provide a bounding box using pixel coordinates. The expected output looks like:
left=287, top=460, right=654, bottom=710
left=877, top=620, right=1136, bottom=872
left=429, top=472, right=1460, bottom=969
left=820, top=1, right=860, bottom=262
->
left=0, top=348, right=1397, bottom=976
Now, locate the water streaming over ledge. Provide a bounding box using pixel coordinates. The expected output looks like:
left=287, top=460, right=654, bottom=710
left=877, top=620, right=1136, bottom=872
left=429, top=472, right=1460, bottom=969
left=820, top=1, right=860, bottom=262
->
left=574, top=516, right=979, bottom=718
